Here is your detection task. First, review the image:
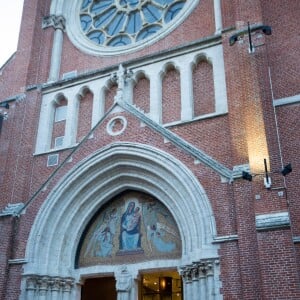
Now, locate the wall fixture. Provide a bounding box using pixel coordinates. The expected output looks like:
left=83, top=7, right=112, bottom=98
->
left=0, top=102, right=9, bottom=109
left=242, top=159, right=292, bottom=189
left=0, top=102, right=9, bottom=133
left=229, top=22, right=272, bottom=53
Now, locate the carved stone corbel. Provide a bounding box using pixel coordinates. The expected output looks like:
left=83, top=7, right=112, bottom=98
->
left=42, top=15, right=66, bottom=31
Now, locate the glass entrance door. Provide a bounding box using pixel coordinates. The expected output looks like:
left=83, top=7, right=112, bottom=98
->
left=141, top=270, right=182, bottom=300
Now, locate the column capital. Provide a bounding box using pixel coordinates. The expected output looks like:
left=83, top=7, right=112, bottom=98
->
left=42, top=15, right=66, bottom=31
left=25, top=275, right=38, bottom=291
left=179, top=265, right=193, bottom=283
left=23, top=274, right=75, bottom=294
left=49, top=277, right=61, bottom=292
left=61, top=277, right=75, bottom=293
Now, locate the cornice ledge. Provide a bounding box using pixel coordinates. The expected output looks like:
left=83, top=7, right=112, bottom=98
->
left=1, top=93, right=26, bottom=103
left=0, top=203, right=25, bottom=217
left=256, top=212, right=290, bottom=231
left=232, top=164, right=250, bottom=179
left=8, top=258, right=28, bottom=265
left=212, top=234, right=238, bottom=243
left=273, top=93, right=300, bottom=107
left=293, top=236, right=300, bottom=243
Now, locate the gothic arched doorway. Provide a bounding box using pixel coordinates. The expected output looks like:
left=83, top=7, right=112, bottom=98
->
left=22, top=143, right=221, bottom=300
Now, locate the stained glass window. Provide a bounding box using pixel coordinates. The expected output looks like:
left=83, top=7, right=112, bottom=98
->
left=79, top=0, right=187, bottom=47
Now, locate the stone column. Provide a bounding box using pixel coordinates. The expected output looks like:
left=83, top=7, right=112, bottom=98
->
left=64, top=92, right=79, bottom=147
left=199, top=264, right=207, bottom=300
left=49, top=277, right=61, bottom=300
left=213, top=0, right=222, bottom=33
left=179, top=62, right=194, bottom=121
left=115, top=267, right=133, bottom=300
left=148, top=68, right=162, bottom=123
left=180, top=259, right=219, bottom=299
left=61, top=278, right=75, bottom=300
left=35, top=95, right=56, bottom=153
left=180, top=266, right=193, bottom=300
left=43, top=15, right=66, bottom=82
left=23, top=275, right=75, bottom=300
left=37, top=276, right=49, bottom=300
left=90, top=79, right=107, bottom=127
left=212, top=45, right=228, bottom=114
left=25, top=276, right=37, bottom=300
left=191, top=264, right=200, bottom=299
left=206, top=261, right=215, bottom=300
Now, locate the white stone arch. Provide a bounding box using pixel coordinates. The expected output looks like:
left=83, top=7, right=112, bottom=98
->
left=24, top=142, right=221, bottom=298
left=161, top=61, right=181, bottom=76
left=35, top=92, right=69, bottom=153
left=192, top=52, right=213, bottom=67
left=23, top=142, right=219, bottom=298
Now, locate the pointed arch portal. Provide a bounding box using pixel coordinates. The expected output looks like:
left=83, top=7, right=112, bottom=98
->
left=22, top=143, right=221, bottom=299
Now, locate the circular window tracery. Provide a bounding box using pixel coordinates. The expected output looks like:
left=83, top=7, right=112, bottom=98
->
left=79, top=0, right=187, bottom=47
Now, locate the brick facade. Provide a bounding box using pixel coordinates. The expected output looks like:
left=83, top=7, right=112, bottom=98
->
left=0, top=0, right=299, bottom=299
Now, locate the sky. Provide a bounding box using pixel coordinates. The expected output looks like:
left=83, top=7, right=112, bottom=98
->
left=0, top=0, right=24, bottom=67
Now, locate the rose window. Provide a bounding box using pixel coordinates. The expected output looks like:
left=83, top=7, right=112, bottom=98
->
left=80, top=0, right=187, bottom=47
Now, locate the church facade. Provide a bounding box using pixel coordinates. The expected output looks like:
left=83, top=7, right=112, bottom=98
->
left=0, top=0, right=300, bottom=299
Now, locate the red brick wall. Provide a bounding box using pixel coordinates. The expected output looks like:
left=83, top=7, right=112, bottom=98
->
left=261, top=0, right=300, bottom=99
left=51, top=99, right=67, bottom=148
left=77, top=90, right=93, bottom=142
left=0, top=0, right=300, bottom=299
left=276, top=103, right=300, bottom=235
left=133, top=74, right=150, bottom=114
left=257, top=229, right=300, bottom=299
left=162, top=66, right=181, bottom=124
left=193, top=58, right=215, bottom=117
left=105, top=84, right=117, bottom=113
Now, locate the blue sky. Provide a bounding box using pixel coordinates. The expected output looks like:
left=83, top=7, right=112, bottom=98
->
left=0, top=0, right=24, bottom=67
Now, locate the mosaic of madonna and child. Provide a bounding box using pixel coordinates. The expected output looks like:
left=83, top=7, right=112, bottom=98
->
left=77, top=191, right=182, bottom=267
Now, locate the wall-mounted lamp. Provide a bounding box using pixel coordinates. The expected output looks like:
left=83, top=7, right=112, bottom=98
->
left=229, top=22, right=272, bottom=53
left=0, top=102, right=9, bottom=109
left=281, top=163, right=292, bottom=176
left=0, top=102, right=9, bottom=133
left=242, top=171, right=253, bottom=181
left=242, top=159, right=292, bottom=189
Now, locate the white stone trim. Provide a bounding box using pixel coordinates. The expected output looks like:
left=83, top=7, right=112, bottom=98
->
left=180, top=259, right=222, bottom=300
left=8, top=258, right=27, bottom=265
left=212, top=235, right=238, bottom=243
left=45, top=15, right=66, bottom=82
left=273, top=93, right=300, bottom=107
left=24, top=143, right=219, bottom=280
left=213, top=0, right=223, bottom=33
left=255, top=211, right=290, bottom=231
left=64, top=91, right=79, bottom=147
left=36, top=44, right=228, bottom=154
left=293, top=236, right=300, bottom=243
left=179, top=61, right=194, bottom=121
left=0, top=203, right=25, bottom=217
left=106, top=115, right=127, bottom=136
left=35, top=94, right=56, bottom=153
